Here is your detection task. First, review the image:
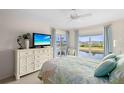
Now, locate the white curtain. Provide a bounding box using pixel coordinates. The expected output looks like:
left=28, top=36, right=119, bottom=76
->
left=104, top=25, right=113, bottom=56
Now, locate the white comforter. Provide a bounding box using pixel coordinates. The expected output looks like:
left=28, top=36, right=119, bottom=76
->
left=38, top=56, right=109, bottom=84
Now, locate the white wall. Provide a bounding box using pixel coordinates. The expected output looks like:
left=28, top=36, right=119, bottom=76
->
left=0, top=11, right=51, bottom=80
left=111, top=19, right=124, bottom=54
left=68, top=31, right=75, bottom=48
left=79, top=25, right=104, bottom=36
left=56, top=29, right=66, bottom=35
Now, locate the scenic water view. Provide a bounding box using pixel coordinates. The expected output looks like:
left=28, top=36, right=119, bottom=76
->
left=79, top=34, right=104, bottom=60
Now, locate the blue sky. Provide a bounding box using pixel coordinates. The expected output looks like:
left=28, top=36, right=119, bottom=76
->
left=79, top=35, right=104, bottom=42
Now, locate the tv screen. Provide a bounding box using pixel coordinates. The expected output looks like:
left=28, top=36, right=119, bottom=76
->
left=33, top=33, right=51, bottom=46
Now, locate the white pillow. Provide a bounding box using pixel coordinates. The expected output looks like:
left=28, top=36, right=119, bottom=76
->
left=109, top=58, right=124, bottom=84
left=116, top=54, right=124, bottom=61
left=102, top=53, right=116, bottom=61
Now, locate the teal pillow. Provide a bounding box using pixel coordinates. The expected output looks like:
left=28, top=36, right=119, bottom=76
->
left=109, top=58, right=124, bottom=83
left=94, top=59, right=117, bottom=77
left=102, top=53, right=116, bottom=61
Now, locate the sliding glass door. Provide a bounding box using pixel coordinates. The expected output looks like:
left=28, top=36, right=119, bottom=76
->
left=79, top=34, right=104, bottom=60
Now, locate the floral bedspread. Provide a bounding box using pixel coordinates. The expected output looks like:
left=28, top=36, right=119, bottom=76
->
left=38, top=56, right=109, bottom=84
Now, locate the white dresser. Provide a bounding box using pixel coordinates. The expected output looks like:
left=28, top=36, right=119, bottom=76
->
left=15, top=47, right=53, bottom=80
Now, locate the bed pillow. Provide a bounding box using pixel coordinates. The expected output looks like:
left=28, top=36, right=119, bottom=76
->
left=109, top=58, right=124, bottom=84
left=102, top=53, right=116, bottom=61
left=116, top=54, right=124, bottom=61
left=94, top=58, right=117, bottom=77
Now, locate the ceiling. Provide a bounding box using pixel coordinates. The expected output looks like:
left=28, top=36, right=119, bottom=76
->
left=1, top=9, right=124, bottom=30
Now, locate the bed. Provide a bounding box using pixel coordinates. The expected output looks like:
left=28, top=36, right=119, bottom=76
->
left=38, top=56, right=109, bottom=84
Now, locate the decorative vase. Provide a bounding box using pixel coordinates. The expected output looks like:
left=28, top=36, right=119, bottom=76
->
left=25, top=39, right=29, bottom=49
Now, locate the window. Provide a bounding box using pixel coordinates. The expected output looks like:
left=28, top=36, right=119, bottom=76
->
left=56, top=34, right=67, bottom=57
left=79, top=34, right=104, bottom=60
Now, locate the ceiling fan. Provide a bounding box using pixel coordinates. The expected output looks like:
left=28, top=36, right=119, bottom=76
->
left=69, top=9, right=92, bottom=20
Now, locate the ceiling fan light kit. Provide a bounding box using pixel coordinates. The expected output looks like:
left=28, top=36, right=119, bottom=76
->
left=69, top=9, right=92, bottom=20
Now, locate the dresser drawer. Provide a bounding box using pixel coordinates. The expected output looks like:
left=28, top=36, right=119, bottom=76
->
left=43, top=58, right=49, bottom=62
left=19, top=57, right=27, bottom=66
left=35, top=65, right=40, bottom=70
left=49, top=55, right=53, bottom=59
left=34, top=49, right=45, bottom=54
left=35, top=62, right=41, bottom=70
left=35, top=55, right=42, bottom=60
left=35, top=55, right=48, bottom=60
left=34, top=50, right=41, bottom=54
left=27, top=63, right=34, bottom=73
left=27, top=56, right=35, bottom=63
left=49, top=50, right=53, bottom=54
left=44, top=49, right=49, bottom=53
left=19, top=50, right=34, bottom=57
left=35, top=60, right=43, bottom=70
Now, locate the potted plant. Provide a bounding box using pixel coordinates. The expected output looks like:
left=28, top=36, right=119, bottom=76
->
left=23, top=33, right=31, bottom=49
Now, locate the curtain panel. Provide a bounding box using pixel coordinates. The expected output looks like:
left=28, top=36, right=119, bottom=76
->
left=104, top=25, right=113, bottom=56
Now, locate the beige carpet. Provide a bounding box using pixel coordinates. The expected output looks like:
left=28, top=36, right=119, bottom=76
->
left=1, top=71, right=43, bottom=84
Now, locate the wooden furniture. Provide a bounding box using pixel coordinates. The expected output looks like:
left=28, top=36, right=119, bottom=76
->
left=15, top=47, right=53, bottom=80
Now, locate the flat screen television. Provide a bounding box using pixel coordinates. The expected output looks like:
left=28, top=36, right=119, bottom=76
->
left=33, top=33, right=51, bottom=47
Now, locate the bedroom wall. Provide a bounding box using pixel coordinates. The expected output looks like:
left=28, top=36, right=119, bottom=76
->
left=68, top=31, right=75, bottom=48
left=0, top=11, right=51, bottom=80
left=79, top=25, right=104, bottom=36
left=111, top=19, right=124, bottom=54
